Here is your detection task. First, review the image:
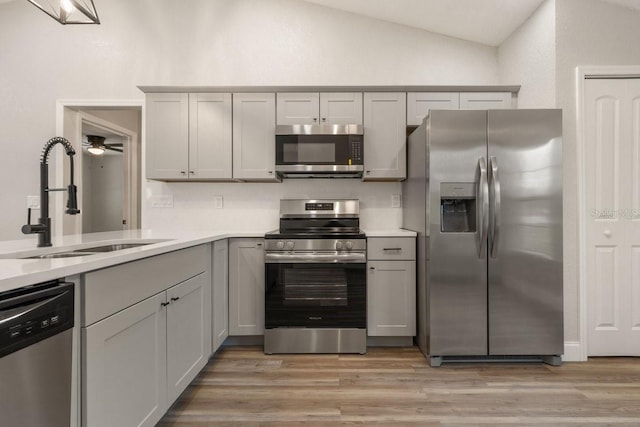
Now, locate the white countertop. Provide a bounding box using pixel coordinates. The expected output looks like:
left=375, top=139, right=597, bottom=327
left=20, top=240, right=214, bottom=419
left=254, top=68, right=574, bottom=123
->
left=0, top=228, right=415, bottom=293
left=0, top=229, right=264, bottom=293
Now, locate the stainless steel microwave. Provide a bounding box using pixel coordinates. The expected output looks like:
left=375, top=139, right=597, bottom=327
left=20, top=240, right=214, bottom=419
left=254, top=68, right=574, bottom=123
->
left=275, top=124, right=364, bottom=178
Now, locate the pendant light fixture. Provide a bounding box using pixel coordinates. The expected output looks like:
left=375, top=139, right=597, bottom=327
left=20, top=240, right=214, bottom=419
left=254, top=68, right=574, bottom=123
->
left=28, top=0, right=100, bottom=25
left=86, top=135, right=106, bottom=155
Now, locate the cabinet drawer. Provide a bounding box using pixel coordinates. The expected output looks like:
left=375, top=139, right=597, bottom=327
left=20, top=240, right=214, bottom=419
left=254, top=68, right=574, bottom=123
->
left=367, top=238, right=415, bottom=260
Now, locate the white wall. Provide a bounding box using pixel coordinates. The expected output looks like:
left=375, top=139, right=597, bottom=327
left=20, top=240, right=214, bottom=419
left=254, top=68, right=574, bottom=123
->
left=554, top=0, right=640, bottom=345
left=498, top=0, right=556, bottom=108
left=0, top=0, right=500, bottom=241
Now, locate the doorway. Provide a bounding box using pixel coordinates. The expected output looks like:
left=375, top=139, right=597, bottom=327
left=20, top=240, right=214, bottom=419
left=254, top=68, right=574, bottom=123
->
left=56, top=101, right=142, bottom=236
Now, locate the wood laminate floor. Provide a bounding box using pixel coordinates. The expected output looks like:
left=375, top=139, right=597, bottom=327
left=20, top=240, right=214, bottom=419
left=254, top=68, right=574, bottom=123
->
left=158, top=346, right=640, bottom=426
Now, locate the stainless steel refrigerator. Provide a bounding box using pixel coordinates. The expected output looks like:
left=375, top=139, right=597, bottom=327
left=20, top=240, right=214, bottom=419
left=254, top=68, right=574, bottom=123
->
left=402, top=109, right=563, bottom=367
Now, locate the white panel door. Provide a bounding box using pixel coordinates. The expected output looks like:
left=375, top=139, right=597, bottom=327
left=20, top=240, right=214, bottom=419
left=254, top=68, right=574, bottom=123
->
left=232, top=93, right=277, bottom=180
left=460, top=92, right=512, bottom=110
left=586, top=78, right=640, bottom=356
left=189, top=93, right=232, bottom=179
left=407, top=92, right=460, bottom=126
left=320, top=92, right=363, bottom=125
left=83, top=293, right=167, bottom=427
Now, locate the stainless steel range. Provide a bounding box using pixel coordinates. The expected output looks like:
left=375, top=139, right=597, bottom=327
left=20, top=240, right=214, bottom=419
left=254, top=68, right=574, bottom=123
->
left=264, top=199, right=367, bottom=354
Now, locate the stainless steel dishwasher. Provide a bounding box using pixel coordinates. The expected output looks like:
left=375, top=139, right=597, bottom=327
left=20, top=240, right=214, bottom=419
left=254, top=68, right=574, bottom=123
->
left=0, top=280, right=74, bottom=427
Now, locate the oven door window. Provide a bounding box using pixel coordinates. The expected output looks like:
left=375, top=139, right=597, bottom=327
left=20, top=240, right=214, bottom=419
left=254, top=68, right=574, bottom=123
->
left=265, top=263, right=366, bottom=328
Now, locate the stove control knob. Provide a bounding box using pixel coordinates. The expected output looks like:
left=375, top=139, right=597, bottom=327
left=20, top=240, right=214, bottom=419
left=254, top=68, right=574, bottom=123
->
left=345, top=241, right=353, bottom=250
left=276, top=241, right=285, bottom=250
left=285, top=241, right=295, bottom=250
left=336, top=241, right=343, bottom=250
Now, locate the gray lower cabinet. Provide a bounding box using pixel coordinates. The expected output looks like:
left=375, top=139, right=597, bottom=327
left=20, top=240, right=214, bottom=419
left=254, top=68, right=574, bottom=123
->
left=212, top=239, right=229, bottom=352
left=229, top=238, right=265, bottom=335
left=367, top=237, right=416, bottom=337
left=82, top=246, right=211, bottom=427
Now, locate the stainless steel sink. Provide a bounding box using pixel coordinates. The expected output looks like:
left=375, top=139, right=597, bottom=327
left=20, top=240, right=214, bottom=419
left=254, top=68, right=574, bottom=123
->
left=21, top=242, right=158, bottom=259
left=27, top=252, right=95, bottom=259
left=73, top=243, right=151, bottom=253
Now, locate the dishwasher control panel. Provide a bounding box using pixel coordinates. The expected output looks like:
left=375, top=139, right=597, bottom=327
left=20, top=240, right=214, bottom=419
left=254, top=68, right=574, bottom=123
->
left=0, top=281, right=74, bottom=358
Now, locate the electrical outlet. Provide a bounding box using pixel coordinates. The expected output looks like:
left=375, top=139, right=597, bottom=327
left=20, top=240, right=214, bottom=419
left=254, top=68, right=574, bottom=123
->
left=391, top=194, right=402, bottom=208
left=27, top=195, right=40, bottom=209
left=151, top=195, right=173, bottom=208
left=213, top=195, right=224, bottom=209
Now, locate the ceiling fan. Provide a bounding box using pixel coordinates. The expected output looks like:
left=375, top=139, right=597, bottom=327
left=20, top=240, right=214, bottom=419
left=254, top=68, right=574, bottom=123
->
left=83, top=135, right=123, bottom=155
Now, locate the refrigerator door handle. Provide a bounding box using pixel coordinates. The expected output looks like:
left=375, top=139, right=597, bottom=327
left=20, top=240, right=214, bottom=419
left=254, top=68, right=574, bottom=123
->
left=489, top=156, right=501, bottom=258
left=475, top=157, right=489, bottom=258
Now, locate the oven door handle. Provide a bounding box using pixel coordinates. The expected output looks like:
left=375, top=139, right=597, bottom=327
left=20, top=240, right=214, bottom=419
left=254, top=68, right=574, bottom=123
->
left=264, top=252, right=366, bottom=264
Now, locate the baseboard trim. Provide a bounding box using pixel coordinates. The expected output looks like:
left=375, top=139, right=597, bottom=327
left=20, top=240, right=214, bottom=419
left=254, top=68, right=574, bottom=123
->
left=563, top=341, right=586, bottom=362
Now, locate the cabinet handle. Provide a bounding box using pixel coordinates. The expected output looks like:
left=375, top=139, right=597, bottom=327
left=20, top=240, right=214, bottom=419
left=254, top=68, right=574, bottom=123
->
left=383, top=248, right=402, bottom=251
left=369, top=266, right=375, bottom=270
left=268, top=171, right=273, bottom=174
left=321, top=117, right=326, bottom=122
left=171, top=297, right=180, bottom=302
left=180, top=171, right=186, bottom=175
left=189, top=171, right=194, bottom=175
left=161, top=301, right=170, bottom=307
left=366, top=171, right=371, bottom=174
left=312, top=118, right=317, bottom=122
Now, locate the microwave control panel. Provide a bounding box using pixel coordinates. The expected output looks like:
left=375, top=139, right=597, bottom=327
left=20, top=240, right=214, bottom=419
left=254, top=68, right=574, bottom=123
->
left=349, top=135, right=364, bottom=164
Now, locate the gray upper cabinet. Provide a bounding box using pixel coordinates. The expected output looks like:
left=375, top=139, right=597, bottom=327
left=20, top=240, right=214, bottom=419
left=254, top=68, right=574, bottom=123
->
left=363, top=92, right=407, bottom=181
left=146, top=93, right=233, bottom=181
left=407, top=92, right=513, bottom=126
left=276, top=92, right=363, bottom=125
left=232, top=93, right=278, bottom=181
left=407, top=92, right=460, bottom=126
left=146, top=93, right=189, bottom=180
left=459, top=92, right=513, bottom=109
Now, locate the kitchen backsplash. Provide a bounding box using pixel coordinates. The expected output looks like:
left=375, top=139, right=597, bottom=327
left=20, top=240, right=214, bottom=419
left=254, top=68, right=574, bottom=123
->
left=142, top=179, right=402, bottom=233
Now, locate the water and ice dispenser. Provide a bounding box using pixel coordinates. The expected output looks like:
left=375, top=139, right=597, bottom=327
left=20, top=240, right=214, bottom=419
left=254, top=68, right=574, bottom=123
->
left=440, top=183, right=477, bottom=232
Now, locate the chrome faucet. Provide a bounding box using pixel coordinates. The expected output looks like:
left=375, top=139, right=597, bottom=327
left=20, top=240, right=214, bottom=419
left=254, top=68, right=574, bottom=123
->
left=22, top=137, right=80, bottom=247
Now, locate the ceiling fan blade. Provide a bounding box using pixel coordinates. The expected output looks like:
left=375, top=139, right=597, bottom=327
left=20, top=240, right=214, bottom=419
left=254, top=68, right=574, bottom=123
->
left=107, top=146, right=123, bottom=153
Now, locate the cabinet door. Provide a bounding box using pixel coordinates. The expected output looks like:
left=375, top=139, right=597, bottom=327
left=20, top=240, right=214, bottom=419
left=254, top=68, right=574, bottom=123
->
left=146, top=93, right=189, bottom=180
left=83, top=293, right=167, bottom=427
left=320, top=92, right=363, bottom=125
left=212, top=239, right=229, bottom=352
left=363, top=92, right=407, bottom=180
left=276, top=92, right=319, bottom=125
left=166, top=272, right=211, bottom=403
left=189, top=93, right=232, bottom=179
left=232, top=93, right=278, bottom=181
left=407, top=92, right=459, bottom=126
left=367, top=260, right=416, bottom=336
left=229, top=238, right=265, bottom=335
left=460, top=92, right=512, bottom=109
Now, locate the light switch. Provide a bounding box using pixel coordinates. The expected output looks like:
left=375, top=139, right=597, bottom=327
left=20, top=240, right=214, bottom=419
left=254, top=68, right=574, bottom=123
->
left=213, top=195, right=223, bottom=209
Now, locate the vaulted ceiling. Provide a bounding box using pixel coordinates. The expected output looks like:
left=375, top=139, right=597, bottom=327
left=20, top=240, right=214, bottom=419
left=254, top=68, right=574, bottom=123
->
left=303, top=0, right=640, bottom=46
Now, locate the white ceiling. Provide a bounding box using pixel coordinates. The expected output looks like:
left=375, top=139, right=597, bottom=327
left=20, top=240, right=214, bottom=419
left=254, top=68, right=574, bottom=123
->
left=4, top=0, right=640, bottom=46
left=303, top=0, right=640, bottom=46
